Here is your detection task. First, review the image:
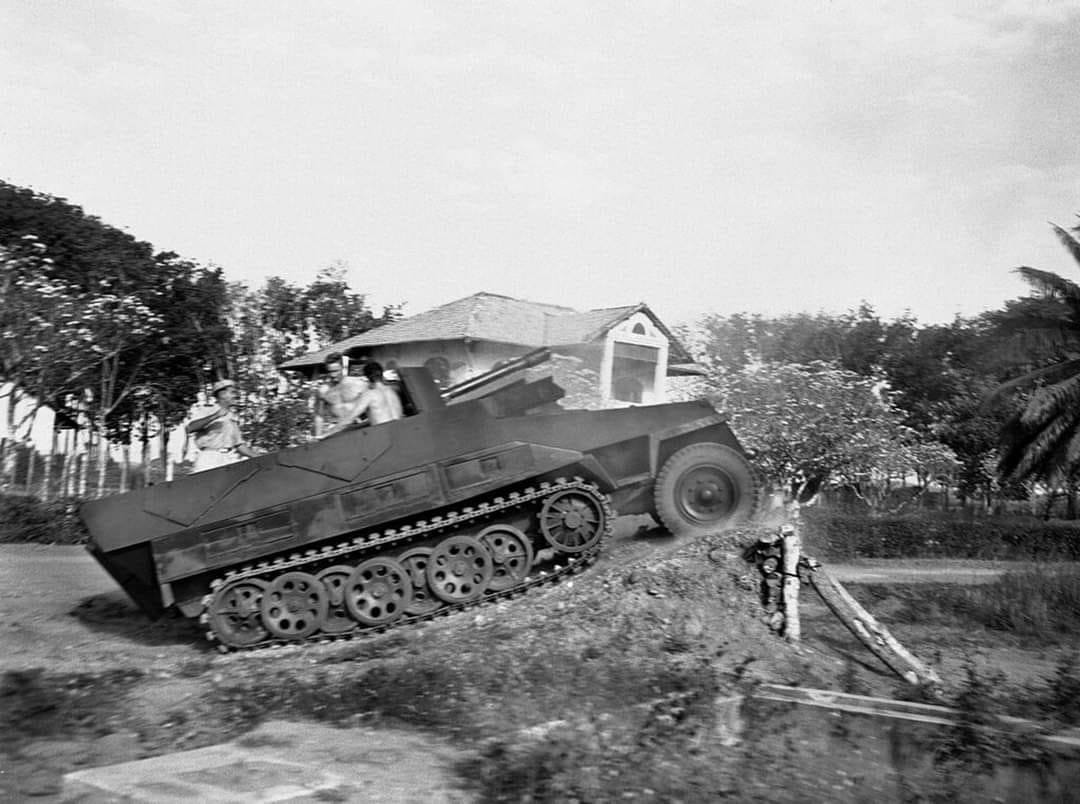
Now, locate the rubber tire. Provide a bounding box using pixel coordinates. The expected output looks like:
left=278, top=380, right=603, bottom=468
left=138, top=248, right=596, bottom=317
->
left=653, top=442, right=759, bottom=536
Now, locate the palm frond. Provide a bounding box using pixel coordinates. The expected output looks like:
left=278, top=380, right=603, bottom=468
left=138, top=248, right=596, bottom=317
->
left=1005, top=414, right=1075, bottom=480
left=1052, top=223, right=1080, bottom=269
left=988, top=357, right=1080, bottom=399
left=1020, top=373, right=1080, bottom=428
left=1014, top=266, right=1080, bottom=304
left=1063, top=427, right=1080, bottom=474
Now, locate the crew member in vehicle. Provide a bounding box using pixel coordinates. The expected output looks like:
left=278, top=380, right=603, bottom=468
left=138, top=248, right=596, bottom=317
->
left=186, top=379, right=258, bottom=473
left=320, top=361, right=403, bottom=437
left=356, top=361, right=404, bottom=424
left=314, top=351, right=369, bottom=438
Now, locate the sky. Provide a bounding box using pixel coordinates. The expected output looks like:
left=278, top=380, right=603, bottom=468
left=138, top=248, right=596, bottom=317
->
left=3, top=1, right=1080, bottom=329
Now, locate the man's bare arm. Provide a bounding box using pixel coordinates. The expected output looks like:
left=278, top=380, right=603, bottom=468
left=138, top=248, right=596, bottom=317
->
left=318, top=393, right=372, bottom=439
left=186, top=408, right=224, bottom=434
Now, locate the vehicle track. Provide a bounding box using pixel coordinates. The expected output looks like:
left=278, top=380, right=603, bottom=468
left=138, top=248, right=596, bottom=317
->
left=199, top=477, right=614, bottom=652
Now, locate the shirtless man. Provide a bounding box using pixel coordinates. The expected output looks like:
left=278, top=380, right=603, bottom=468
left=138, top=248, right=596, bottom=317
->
left=314, top=352, right=369, bottom=438
left=320, top=361, right=403, bottom=438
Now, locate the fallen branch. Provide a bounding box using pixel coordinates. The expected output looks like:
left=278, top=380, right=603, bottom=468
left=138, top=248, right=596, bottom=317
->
left=800, top=555, right=942, bottom=694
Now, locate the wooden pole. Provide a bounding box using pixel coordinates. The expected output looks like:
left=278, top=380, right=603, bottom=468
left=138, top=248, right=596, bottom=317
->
left=804, top=560, right=942, bottom=691
left=781, top=524, right=801, bottom=643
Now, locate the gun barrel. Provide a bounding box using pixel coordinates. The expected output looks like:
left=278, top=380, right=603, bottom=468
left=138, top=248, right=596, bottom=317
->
left=442, top=348, right=551, bottom=401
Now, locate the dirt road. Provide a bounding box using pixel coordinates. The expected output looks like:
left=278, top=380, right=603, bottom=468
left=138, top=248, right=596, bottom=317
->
left=0, top=543, right=205, bottom=674
left=825, top=558, right=1075, bottom=585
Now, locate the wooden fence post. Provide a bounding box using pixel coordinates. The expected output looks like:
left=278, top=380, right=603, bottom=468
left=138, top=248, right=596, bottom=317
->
left=781, top=523, right=801, bottom=643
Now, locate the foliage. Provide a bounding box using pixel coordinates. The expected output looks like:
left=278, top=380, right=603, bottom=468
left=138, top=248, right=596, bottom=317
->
left=995, top=219, right=1080, bottom=483
left=0, top=493, right=88, bottom=544
left=0, top=237, right=161, bottom=423
left=223, top=268, right=398, bottom=448
left=0, top=184, right=235, bottom=496
left=708, top=361, right=956, bottom=502
left=1041, top=650, right=1080, bottom=726
left=801, top=510, right=1080, bottom=561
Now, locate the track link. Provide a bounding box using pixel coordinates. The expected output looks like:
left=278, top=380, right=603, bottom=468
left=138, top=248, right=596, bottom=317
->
left=199, top=477, right=613, bottom=652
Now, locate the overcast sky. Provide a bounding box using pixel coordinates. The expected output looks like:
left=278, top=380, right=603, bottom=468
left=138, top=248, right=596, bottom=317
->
left=3, top=1, right=1080, bottom=328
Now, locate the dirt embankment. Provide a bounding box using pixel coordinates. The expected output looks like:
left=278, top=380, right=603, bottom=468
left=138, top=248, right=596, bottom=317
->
left=2, top=520, right=1074, bottom=801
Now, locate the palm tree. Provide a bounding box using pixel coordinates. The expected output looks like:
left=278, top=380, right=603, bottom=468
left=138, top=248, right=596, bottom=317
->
left=995, top=220, right=1080, bottom=484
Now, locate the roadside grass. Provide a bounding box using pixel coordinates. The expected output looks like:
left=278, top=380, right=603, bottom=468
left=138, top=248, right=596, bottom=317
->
left=851, top=564, right=1080, bottom=644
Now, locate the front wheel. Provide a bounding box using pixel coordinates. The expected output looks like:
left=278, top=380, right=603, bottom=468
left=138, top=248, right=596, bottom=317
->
left=653, top=443, right=759, bottom=536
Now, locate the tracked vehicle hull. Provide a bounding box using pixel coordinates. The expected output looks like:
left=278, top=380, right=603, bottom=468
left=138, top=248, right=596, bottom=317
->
left=81, top=356, right=761, bottom=650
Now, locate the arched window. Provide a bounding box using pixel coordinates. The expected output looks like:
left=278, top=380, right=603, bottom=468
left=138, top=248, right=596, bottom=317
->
left=632, top=322, right=647, bottom=335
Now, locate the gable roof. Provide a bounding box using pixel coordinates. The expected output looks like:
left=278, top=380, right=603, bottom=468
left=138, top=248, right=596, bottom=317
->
left=279, top=292, right=695, bottom=372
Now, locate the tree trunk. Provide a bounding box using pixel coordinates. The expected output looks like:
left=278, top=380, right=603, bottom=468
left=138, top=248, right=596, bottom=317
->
left=24, top=442, right=35, bottom=495
left=41, top=427, right=57, bottom=501
left=140, top=412, right=151, bottom=486
left=96, top=417, right=108, bottom=498
left=59, top=432, right=70, bottom=498
left=162, top=421, right=173, bottom=482
left=77, top=427, right=89, bottom=498
left=120, top=443, right=130, bottom=492
left=0, top=437, right=8, bottom=490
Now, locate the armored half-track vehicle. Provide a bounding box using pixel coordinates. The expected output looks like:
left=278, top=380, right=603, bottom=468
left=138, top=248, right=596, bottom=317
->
left=80, top=350, right=760, bottom=650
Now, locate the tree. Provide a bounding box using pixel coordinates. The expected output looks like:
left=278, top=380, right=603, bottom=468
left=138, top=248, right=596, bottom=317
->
left=1, top=183, right=236, bottom=492
left=709, top=361, right=956, bottom=507
left=994, top=219, right=1080, bottom=486
left=222, top=268, right=399, bottom=451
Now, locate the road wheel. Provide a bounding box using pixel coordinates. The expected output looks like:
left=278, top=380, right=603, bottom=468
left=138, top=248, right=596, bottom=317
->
left=653, top=443, right=759, bottom=536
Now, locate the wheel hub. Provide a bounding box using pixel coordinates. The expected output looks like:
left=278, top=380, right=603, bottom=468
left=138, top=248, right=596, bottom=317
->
left=345, top=558, right=412, bottom=626
left=677, top=466, right=737, bottom=522
left=478, top=524, right=535, bottom=592
left=427, top=535, right=493, bottom=603
left=260, top=572, right=328, bottom=641
left=206, top=579, right=270, bottom=648
left=539, top=489, right=606, bottom=554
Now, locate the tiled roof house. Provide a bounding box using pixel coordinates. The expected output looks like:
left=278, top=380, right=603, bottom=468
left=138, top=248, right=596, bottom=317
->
left=280, top=292, right=703, bottom=406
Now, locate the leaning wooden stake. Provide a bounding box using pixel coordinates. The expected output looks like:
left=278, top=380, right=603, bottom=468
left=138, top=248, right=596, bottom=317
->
left=781, top=525, right=800, bottom=643
left=802, top=557, right=942, bottom=692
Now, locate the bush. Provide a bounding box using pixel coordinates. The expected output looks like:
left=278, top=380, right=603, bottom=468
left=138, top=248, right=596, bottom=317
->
left=802, top=510, right=1080, bottom=561
left=0, top=493, right=88, bottom=544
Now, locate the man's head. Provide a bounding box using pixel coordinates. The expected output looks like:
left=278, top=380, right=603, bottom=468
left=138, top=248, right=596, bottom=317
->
left=363, top=361, right=384, bottom=384
left=324, top=352, right=344, bottom=383
left=212, top=379, right=236, bottom=407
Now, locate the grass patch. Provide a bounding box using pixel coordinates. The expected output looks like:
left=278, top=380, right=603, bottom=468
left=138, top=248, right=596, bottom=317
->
left=852, top=564, right=1080, bottom=644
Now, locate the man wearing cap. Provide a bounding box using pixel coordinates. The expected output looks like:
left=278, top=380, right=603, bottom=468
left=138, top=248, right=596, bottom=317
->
left=186, top=380, right=258, bottom=473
